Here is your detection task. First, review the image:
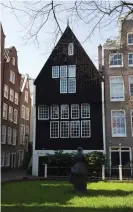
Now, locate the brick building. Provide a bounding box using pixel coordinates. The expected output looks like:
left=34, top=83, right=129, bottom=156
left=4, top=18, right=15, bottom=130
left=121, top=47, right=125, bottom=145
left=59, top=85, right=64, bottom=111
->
left=1, top=24, right=31, bottom=169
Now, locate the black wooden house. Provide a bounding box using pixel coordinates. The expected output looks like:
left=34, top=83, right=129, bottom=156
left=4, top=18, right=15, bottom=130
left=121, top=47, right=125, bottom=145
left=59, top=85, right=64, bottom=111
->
left=32, top=26, right=105, bottom=176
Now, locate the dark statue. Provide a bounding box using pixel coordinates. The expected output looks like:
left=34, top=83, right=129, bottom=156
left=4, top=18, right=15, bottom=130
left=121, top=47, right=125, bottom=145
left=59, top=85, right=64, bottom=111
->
left=69, top=147, right=88, bottom=192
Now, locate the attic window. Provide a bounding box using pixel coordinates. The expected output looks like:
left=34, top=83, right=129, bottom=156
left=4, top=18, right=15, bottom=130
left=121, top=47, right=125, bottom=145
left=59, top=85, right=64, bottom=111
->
left=68, top=43, right=74, bottom=56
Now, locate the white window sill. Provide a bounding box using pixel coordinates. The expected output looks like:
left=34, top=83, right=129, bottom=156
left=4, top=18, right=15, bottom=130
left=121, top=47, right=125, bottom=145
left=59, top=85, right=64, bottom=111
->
left=128, top=65, right=133, bottom=67
left=1, top=142, right=6, bottom=144
left=81, top=136, right=91, bottom=138
left=127, top=43, right=133, bottom=46
left=109, top=65, right=123, bottom=68
left=112, top=135, right=127, bottom=137
left=3, top=117, right=7, bottom=120
left=111, top=99, right=125, bottom=102
left=4, top=96, right=8, bottom=99
left=38, top=118, right=49, bottom=120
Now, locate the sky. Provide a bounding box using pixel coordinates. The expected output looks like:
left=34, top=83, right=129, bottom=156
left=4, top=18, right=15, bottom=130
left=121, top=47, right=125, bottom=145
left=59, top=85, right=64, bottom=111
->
left=1, top=1, right=119, bottom=80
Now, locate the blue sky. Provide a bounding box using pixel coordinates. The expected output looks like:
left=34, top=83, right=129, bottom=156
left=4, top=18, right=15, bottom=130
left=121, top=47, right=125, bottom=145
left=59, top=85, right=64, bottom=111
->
left=1, top=1, right=119, bottom=79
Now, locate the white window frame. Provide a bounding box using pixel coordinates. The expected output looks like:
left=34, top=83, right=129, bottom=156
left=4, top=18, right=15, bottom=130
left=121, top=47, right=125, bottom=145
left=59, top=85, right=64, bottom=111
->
left=20, top=125, right=25, bottom=144
left=111, top=110, right=126, bottom=137
left=25, top=91, right=28, bottom=103
left=81, top=120, right=91, bottom=138
left=1, top=151, right=5, bottom=167
left=60, top=121, right=69, bottom=138
left=109, top=53, right=123, bottom=67
left=71, top=104, right=79, bottom=119
left=68, top=78, right=76, bottom=93
left=131, top=110, right=133, bottom=137
left=127, top=32, right=133, bottom=45
left=25, top=107, right=29, bottom=120
left=9, top=89, right=14, bottom=102
left=10, top=70, right=15, bottom=84
left=8, top=106, right=13, bottom=122
left=52, top=66, right=59, bottom=78
left=61, top=104, right=69, bottom=119
left=2, top=125, right=7, bottom=144
left=38, top=105, right=49, bottom=120
left=21, top=105, right=25, bottom=119
left=128, top=53, right=133, bottom=67
left=5, top=152, right=10, bottom=167
left=26, top=126, right=29, bottom=135
left=26, top=81, right=28, bottom=89
left=7, top=127, right=12, bottom=144
left=70, top=121, right=80, bottom=138
left=14, top=92, right=19, bottom=105
left=68, top=43, right=74, bottom=56
left=129, top=75, right=133, bottom=99
left=60, top=78, right=67, bottom=93
left=81, top=103, right=90, bottom=118
left=110, top=76, right=125, bottom=101
left=50, top=105, right=59, bottom=120
left=3, top=103, right=8, bottom=120
left=18, top=150, right=24, bottom=167
left=68, top=65, right=76, bottom=77
left=4, top=84, right=9, bottom=99
left=14, top=109, right=18, bottom=124
left=12, top=129, right=17, bottom=145
left=50, top=121, right=59, bottom=138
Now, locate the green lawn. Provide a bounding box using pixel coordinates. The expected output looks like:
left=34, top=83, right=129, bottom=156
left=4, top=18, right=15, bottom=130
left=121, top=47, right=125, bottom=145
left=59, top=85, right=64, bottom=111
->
left=1, top=181, right=133, bottom=212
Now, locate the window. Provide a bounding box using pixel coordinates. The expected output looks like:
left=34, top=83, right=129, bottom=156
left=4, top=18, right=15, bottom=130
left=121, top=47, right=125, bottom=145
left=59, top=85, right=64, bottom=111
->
left=3, top=103, right=8, bottom=120
left=51, top=105, right=59, bottom=119
left=26, top=126, right=29, bottom=135
left=26, top=81, right=28, bottom=89
left=60, top=78, right=67, bottom=93
left=2, top=125, right=7, bottom=144
left=20, top=125, right=25, bottom=144
left=25, top=107, right=29, bottom=120
left=5, top=152, right=10, bottom=166
left=8, top=106, right=13, bottom=121
left=10, top=70, right=15, bottom=84
left=129, top=76, right=133, bottom=98
left=70, top=121, right=80, bottom=138
left=14, top=109, right=18, bottom=124
left=109, top=53, right=123, bottom=67
left=50, top=121, right=59, bottom=138
left=4, top=84, right=9, bottom=99
left=81, top=104, right=90, bottom=118
left=110, top=76, right=124, bottom=101
left=60, top=66, right=67, bottom=78
left=68, top=65, right=76, bottom=77
left=128, top=53, right=133, bottom=66
left=68, top=78, right=76, bottom=93
left=71, top=104, right=79, bottom=119
left=81, top=120, right=91, bottom=138
left=21, top=105, right=25, bottom=119
left=9, top=89, right=14, bottom=102
left=38, top=105, right=49, bottom=120
left=111, top=110, right=126, bottom=137
left=1, top=151, right=5, bottom=167
left=12, top=129, right=17, bottom=145
left=25, top=91, right=28, bottom=103
left=60, top=121, right=69, bottom=138
left=131, top=110, right=133, bottom=137
left=52, top=66, right=59, bottom=78
left=15, top=92, right=19, bottom=105
left=61, top=104, right=69, bottom=119
left=7, top=127, right=12, bottom=144
left=11, top=57, right=15, bottom=66
left=68, top=43, right=74, bottom=55
left=127, top=32, right=133, bottom=45
left=18, top=151, right=24, bottom=166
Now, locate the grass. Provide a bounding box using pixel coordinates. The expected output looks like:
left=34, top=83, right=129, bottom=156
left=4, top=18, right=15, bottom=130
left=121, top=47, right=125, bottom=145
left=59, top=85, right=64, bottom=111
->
left=1, top=181, right=133, bottom=212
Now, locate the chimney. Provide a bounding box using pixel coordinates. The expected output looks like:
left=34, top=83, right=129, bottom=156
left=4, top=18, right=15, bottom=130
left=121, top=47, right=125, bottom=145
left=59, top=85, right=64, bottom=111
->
left=98, top=44, right=102, bottom=72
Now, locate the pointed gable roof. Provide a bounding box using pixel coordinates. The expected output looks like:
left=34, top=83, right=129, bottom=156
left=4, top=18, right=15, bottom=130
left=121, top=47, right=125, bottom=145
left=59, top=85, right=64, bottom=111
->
left=34, top=26, right=102, bottom=84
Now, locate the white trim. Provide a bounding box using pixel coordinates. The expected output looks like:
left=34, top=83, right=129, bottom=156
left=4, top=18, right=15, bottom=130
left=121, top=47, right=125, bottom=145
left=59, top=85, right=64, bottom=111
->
left=9, top=88, right=14, bottom=102
left=81, top=120, right=91, bottom=138
left=1, top=125, right=7, bottom=144
left=5, top=152, right=10, bottom=167
left=13, top=109, right=18, bottom=124
left=101, top=82, right=106, bottom=154
left=60, top=104, right=69, bottom=119
left=50, top=121, right=59, bottom=138
left=38, top=105, right=49, bottom=120
left=52, top=66, right=59, bottom=78
left=127, top=32, right=133, bottom=45
left=21, top=75, right=28, bottom=92
left=10, top=70, right=15, bottom=84
left=50, top=105, right=59, bottom=120
left=109, top=53, right=123, bottom=68
left=3, top=103, right=8, bottom=120
left=60, top=121, right=69, bottom=138
left=24, top=90, right=28, bottom=103
left=8, top=106, right=13, bottom=122
left=68, top=43, right=74, bottom=56
left=111, top=110, right=127, bottom=137
left=128, top=52, right=133, bottom=67
left=129, top=75, right=133, bottom=98
left=81, top=103, right=90, bottom=119
left=70, top=120, right=80, bottom=138
left=4, top=84, right=9, bottom=99
left=71, top=104, right=79, bottom=119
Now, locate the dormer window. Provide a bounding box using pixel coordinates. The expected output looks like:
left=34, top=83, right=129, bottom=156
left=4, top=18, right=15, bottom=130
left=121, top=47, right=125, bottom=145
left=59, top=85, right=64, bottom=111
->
left=127, top=32, right=133, bottom=45
left=68, top=43, right=74, bottom=56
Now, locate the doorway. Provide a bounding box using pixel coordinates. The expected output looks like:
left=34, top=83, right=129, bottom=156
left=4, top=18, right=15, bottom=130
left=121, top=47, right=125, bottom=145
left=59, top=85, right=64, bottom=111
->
left=10, top=153, right=16, bottom=169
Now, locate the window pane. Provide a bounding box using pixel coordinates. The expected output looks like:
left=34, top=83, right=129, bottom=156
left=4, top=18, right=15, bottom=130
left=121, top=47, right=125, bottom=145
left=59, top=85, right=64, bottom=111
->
left=38, top=105, right=49, bottom=120
left=110, top=76, right=124, bottom=101
left=81, top=104, right=90, bottom=118
left=60, top=66, right=67, bottom=78
left=50, top=121, right=59, bottom=138
left=51, top=105, right=59, bottom=119
left=81, top=120, right=91, bottom=138
left=70, top=121, right=80, bottom=138
left=68, top=65, right=76, bottom=77
left=60, top=78, right=67, bottom=93
left=110, top=54, right=122, bottom=66
left=128, top=53, right=133, bottom=65
left=71, top=104, right=79, bottom=119
left=128, top=33, right=133, bottom=44
left=129, top=76, right=133, bottom=97
left=112, top=111, right=126, bottom=137
left=68, top=78, right=76, bottom=93
left=60, top=121, right=69, bottom=138
left=68, top=43, right=74, bottom=55
left=52, top=66, right=59, bottom=78
left=61, top=105, right=69, bottom=119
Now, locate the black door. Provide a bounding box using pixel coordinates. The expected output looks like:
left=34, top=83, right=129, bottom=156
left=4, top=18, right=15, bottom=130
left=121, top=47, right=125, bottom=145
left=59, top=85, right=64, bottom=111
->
left=111, top=152, right=119, bottom=177
left=121, top=152, right=130, bottom=177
